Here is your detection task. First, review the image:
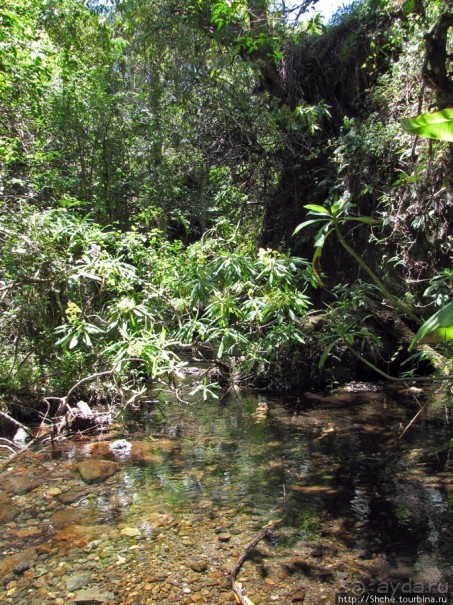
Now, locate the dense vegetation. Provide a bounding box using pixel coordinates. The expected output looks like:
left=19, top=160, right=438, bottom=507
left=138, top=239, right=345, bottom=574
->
left=0, top=0, right=451, bottom=422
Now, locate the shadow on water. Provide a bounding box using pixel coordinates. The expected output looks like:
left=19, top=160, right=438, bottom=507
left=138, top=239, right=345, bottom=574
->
left=123, top=385, right=452, bottom=578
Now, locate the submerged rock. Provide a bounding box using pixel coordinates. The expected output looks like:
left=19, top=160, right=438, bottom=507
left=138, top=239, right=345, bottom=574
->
left=13, top=560, right=30, bottom=575
left=49, top=506, right=97, bottom=529
left=73, top=587, right=114, bottom=604
left=120, top=526, right=142, bottom=538
left=52, top=524, right=117, bottom=548
left=188, top=560, right=208, bottom=573
left=0, top=492, right=21, bottom=523
left=77, top=459, right=118, bottom=484
left=66, top=572, right=92, bottom=591
left=0, top=547, right=36, bottom=576
left=129, top=442, right=163, bottom=466
left=3, top=474, right=42, bottom=495
left=56, top=487, right=90, bottom=505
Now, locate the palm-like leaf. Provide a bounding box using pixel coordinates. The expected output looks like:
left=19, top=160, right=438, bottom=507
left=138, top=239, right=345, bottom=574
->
left=401, top=109, right=453, bottom=142
left=409, top=301, right=453, bottom=350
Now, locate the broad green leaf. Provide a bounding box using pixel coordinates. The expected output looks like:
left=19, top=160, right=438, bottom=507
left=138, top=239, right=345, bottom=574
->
left=343, top=217, right=378, bottom=225
left=85, top=324, right=104, bottom=334
left=400, top=109, right=453, bottom=142
left=304, top=204, right=331, bottom=215
left=419, top=326, right=453, bottom=345
left=293, top=219, right=325, bottom=234
left=314, top=226, right=333, bottom=248
left=69, top=335, right=79, bottom=350
left=409, top=301, right=453, bottom=350
left=55, top=333, right=72, bottom=346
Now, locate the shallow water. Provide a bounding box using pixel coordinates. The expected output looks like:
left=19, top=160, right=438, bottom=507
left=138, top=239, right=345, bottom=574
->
left=0, top=382, right=451, bottom=604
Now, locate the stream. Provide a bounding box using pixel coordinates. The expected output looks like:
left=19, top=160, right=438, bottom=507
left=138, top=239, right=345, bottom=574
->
left=0, top=374, right=451, bottom=605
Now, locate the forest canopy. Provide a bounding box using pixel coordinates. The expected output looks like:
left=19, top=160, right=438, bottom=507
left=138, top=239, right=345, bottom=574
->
left=0, top=0, right=451, bottom=420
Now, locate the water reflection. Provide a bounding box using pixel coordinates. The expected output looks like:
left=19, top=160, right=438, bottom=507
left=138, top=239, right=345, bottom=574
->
left=0, top=386, right=451, bottom=603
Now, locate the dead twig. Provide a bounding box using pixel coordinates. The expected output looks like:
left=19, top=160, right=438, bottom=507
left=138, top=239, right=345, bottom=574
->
left=230, top=519, right=281, bottom=605
left=396, top=399, right=429, bottom=442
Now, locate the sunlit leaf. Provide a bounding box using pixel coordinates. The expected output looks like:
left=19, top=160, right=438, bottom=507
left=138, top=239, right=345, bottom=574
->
left=419, top=326, right=453, bottom=345
left=409, top=301, right=453, bottom=350
left=400, top=109, right=453, bottom=142
left=304, top=204, right=331, bottom=214
left=314, top=226, right=333, bottom=249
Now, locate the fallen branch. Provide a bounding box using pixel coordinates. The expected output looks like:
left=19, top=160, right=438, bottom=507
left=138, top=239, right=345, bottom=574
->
left=0, top=438, right=20, bottom=454
left=230, top=519, right=281, bottom=605
left=0, top=429, right=52, bottom=472
left=59, top=369, right=117, bottom=413
left=51, top=369, right=118, bottom=435
left=0, top=410, right=33, bottom=436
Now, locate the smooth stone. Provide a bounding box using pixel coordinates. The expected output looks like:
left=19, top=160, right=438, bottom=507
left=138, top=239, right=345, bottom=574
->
left=52, top=524, right=117, bottom=548
left=15, top=527, right=42, bottom=539
left=129, top=442, right=164, bottom=466
left=291, top=588, right=306, bottom=602
left=147, top=512, right=175, bottom=529
left=66, top=572, right=92, bottom=591
left=49, top=507, right=96, bottom=529
left=120, top=527, right=142, bottom=538
left=45, top=487, right=63, bottom=498
left=218, top=534, right=231, bottom=542
left=13, top=560, right=30, bottom=575
left=3, top=475, right=42, bottom=495
left=57, top=488, right=90, bottom=505
left=73, top=588, right=114, bottom=603
left=77, top=460, right=118, bottom=484
left=188, top=560, right=208, bottom=573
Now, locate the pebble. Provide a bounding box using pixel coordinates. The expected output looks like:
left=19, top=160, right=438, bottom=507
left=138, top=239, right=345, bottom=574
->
left=217, top=534, right=231, bottom=542
left=188, top=560, right=208, bottom=573
left=120, top=527, right=142, bottom=538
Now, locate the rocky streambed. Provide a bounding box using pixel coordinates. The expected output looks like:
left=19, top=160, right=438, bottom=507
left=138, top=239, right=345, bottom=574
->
left=0, top=387, right=451, bottom=604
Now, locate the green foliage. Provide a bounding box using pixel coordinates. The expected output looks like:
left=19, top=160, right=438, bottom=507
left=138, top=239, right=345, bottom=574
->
left=0, top=205, right=314, bottom=401
left=401, top=109, right=453, bottom=142
left=423, top=271, right=453, bottom=308
left=409, top=302, right=453, bottom=351
left=175, top=238, right=314, bottom=380
left=1, top=0, right=451, bottom=407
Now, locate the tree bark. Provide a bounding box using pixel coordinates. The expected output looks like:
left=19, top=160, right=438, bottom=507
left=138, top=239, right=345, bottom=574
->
left=422, top=13, right=453, bottom=110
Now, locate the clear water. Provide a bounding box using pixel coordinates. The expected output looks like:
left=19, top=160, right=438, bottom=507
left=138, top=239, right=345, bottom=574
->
left=0, top=383, right=451, bottom=604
